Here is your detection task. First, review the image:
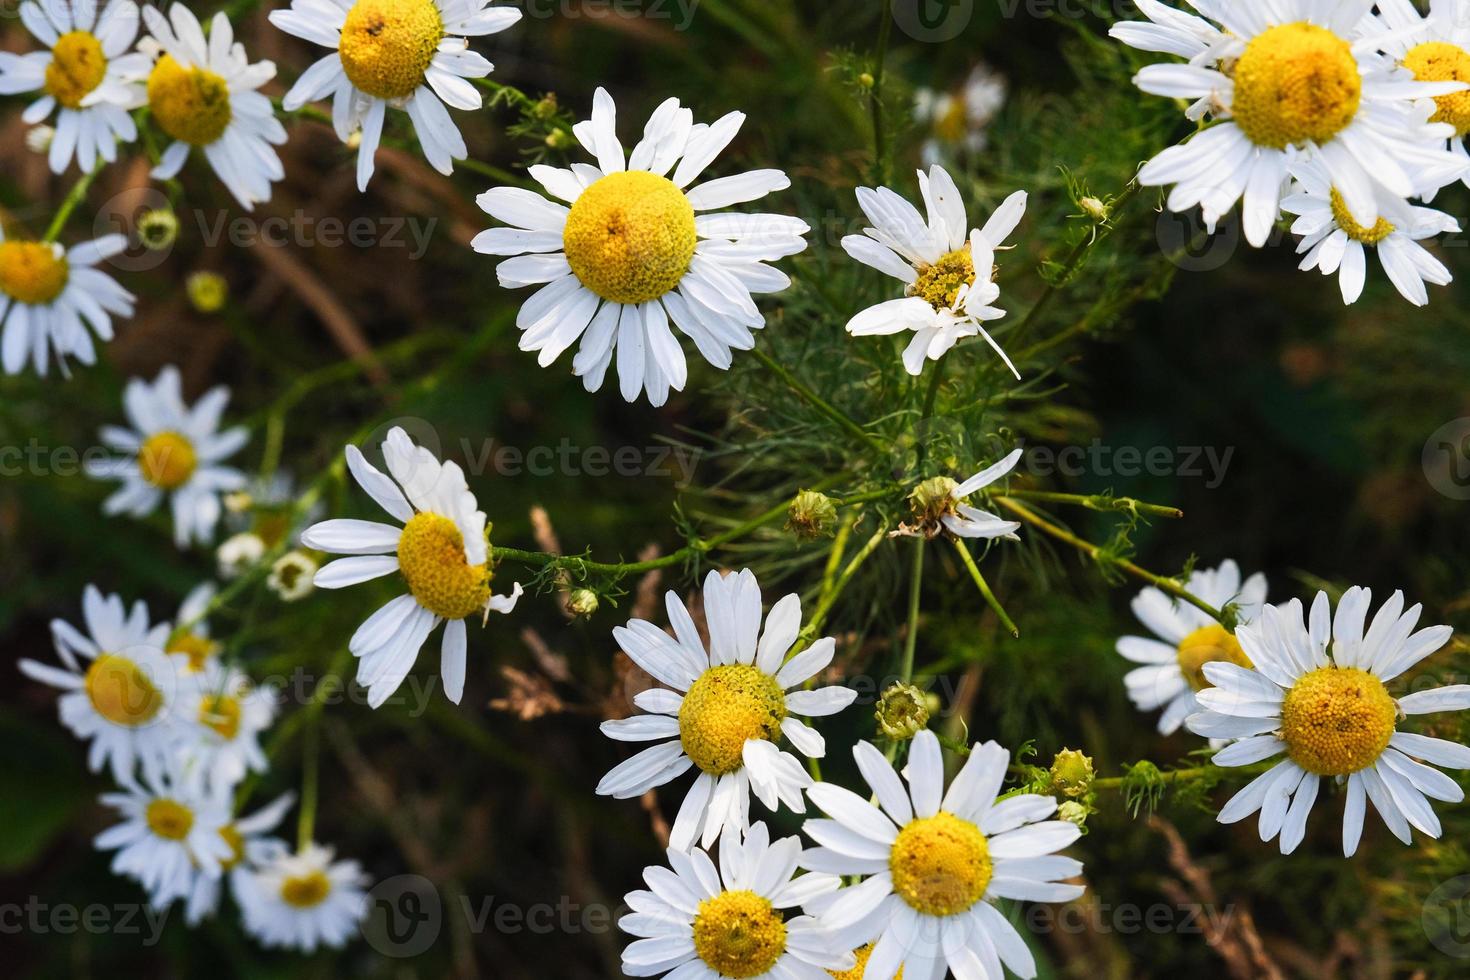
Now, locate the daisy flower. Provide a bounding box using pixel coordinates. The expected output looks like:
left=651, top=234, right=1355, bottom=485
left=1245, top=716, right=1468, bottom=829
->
left=299, top=427, right=522, bottom=709
left=19, top=585, right=182, bottom=783
left=165, top=582, right=221, bottom=674
left=801, top=732, right=1085, bottom=979
left=619, top=821, right=853, bottom=979
left=1187, top=587, right=1470, bottom=855
left=139, top=5, right=286, bottom=210
left=473, top=87, right=809, bottom=406
left=95, top=761, right=233, bottom=907
left=234, top=841, right=370, bottom=952
left=1109, top=0, right=1232, bottom=122
left=898, top=447, right=1024, bottom=540
left=177, top=661, right=276, bottom=793
left=0, top=0, right=148, bottom=173
left=596, top=569, right=858, bottom=851
left=270, top=0, right=522, bottom=189
left=842, top=165, right=1026, bottom=378
left=913, top=63, right=1007, bottom=165
left=0, top=227, right=134, bottom=377
left=1373, top=0, right=1470, bottom=191
left=86, top=366, right=249, bottom=548
left=1127, top=0, right=1469, bottom=246
left=180, top=792, right=295, bottom=926
left=1116, top=559, right=1268, bottom=737
left=1283, top=158, right=1458, bottom=306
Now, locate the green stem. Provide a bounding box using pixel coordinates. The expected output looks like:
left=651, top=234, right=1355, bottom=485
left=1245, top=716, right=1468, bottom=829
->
left=750, top=348, right=886, bottom=455
left=1002, top=489, right=1183, bottom=520
left=297, top=709, right=320, bottom=850
left=869, top=7, right=895, bottom=183
left=801, top=523, right=890, bottom=644
left=951, top=538, right=1019, bottom=638
left=898, top=536, right=925, bottom=682
left=43, top=169, right=100, bottom=243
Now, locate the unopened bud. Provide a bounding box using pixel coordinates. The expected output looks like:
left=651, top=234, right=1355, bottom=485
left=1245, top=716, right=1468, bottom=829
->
left=187, top=271, right=228, bottom=313
left=568, top=588, right=599, bottom=617
left=533, top=94, right=559, bottom=120
left=137, top=208, right=179, bottom=251
left=875, top=683, right=930, bottom=740
left=1050, top=748, right=1095, bottom=798
left=1080, top=196, right=1109, bottom=222
left=1058, top=801, right=1088, bottom=827
left=786, top=489, right=838, bottom=540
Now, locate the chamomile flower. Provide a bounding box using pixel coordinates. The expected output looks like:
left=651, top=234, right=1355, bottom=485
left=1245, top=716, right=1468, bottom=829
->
left=234, top=841, right=369, bottom=952
left=270, top=0, right=522, bottom=189
left=898, top=447, right=1024, bottom=540
left=166, top=582, right=221, bottom=674
left=473, top=88, right=809, bottom=406
left=1116, top=559, right=1268, bottom=737
left=1127, top=0, right=1469, bottom=246
left=618, top=821, right=853, bottom=979
left=801, top=732, right=1085, bottom=979
left=217, top=531, right=267, bottom=579
left=842, top=165, right=1026, bottom=378
left=178, top=662, right=276, bottom=793
left=0, top=0, right=147, bottom=174
left=267, top=550, right=319, bottom=602
left=19, top=585, right=181, bottom=783
left=1109, top=0, right=1233, bottom=121
left=299, top=427, right=522, bottom=709
left=0, top=226, right=134, bottom=377
left=913, top=63, right=1007, bottom=165
left=596, top=569, right=858, bottom=851
left=95, top=761, right=233, bottom=907
left=1373, top=0, right=1470, bottom=190
left=180, top=792, right=295, bottom=926
left=139, top=5, right=286, bottom=210
left=1283, top=158, right=1458, bottom=306
left=1187, top=588, right=1469, bottom=856
left=86, top=366, right=249, bottom=548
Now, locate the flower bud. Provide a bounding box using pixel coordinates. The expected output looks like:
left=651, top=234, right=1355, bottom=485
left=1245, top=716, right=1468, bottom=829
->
left=137, top=209, right=179, bottom=251
left=1050, top=748, right=1095, bottom=798
left=217, top=532, right=266, bottom=580
left=267, top=550, right=318, bottom=602
left=568, top=588, right=599, bottom=617
left=1079, top=196, right=1109, bottom=222
left=875, top=683, right=930, bottom=740
left=1058, top=801, right=1089, bottom=827
left=186, top=271, right=228, bottom=313
left=786, top=489, right=838, bottom=540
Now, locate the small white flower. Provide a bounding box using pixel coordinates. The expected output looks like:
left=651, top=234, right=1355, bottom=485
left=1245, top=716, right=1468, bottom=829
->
left=914, top=63, right=1008, bottom=165
left=217, top=531, right=267, bottom=579
left=180, top=792, right=295, bottom=926
left=268, top=550, right=319, bottom=601
left=87, top=366, right=249, bottom=548
left=1187, top=587, right=1469, bottom=856
left=300, top=427, right=521, bottom=708
left=234, top=841, right=369, bottom=952
left=843, top=165, right=1026, bottom=377
left=177, top=661, right=276, bottom=794
left=166, top=581, right=221, bottom=674
left=596, top=568, right=858, bottom=851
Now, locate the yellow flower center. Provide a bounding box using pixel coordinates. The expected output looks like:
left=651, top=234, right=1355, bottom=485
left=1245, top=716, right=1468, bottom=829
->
left=280, top=870, right=333, bottom=908
left=678, top=664, right=787, bottom=776
left=1231, top=22, right=1361, bottom=149
left=1175, top=624, right=1254, bottom=693
left=397, top=512, right=492, bottom=620
left=147, top=54, right=232, bottom=147
left=1329, top=188, right=1395, bottom=245
left=0, top=241, right=70, bottom=305
left=911, top=246, right=975, bottom=311
left=138, top=431, right=198, bottom=490
left=339, top=0, right=445, bottom=101
left=935, top=97, right=968, bottom=143
left=167, top=631, right=220, bottom=673
left=692, top=890, right=787, bottom=979
left=44, top=31, right=108, bottom=109
left=1403, top=41, right=1470, bottom=137
left=562, top=170, right=698, bottom=305
left=830, top=945, right=903, bottom=980
left=198, top=692, right=243, bottom=740
left=889, top=811, right=992, bottom=917
left=1280, top=666, right=1398, bottom=776
left=145, top=799, right=194, bottom=841
left=219, top=825, right=246, bottom=870
left=84, top=654, right=165, bottom=727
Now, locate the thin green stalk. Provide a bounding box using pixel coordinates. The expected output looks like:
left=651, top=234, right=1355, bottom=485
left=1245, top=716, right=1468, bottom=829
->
left=297, top=709, right=320, bottom=850
left=750, top=347, right=886, bottom=455
left=43, top=169, right=99, bottom=243
left=1002, top=489, right=1183, bottom=520
left=869, top=7, right=895, bottom=183
left=801, top=523, right=890, bottom=644
left=898, top=536, right=925, bottom=682
left=952, top=538, right=1018, bottom=638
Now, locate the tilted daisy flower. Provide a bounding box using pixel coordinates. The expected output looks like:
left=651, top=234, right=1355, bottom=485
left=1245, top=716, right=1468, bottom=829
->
left=0, top=226, right=134, bottom=377
left=270, top=0, right=522, bottom=189
left=1187, top=588, right=1469, bottom=856
left=180, top=792, right=294, bottom=926
left=19, top=585, right=181, bottom=783
left=619, top=821, right=853, bottom=979
left=95, top=761, right=233, bottom=908
left=1373, top=0, right=1470, bottom=191
left=300, top=427, right=522, bottom=709
left=0, top=0, right=148, bottom=173
left=165, top=582, right=221, bottom=674
left=474, top=88, right=809, bottom=406
left=842, top=165, right=1026, bottom=378
left=1283, top=157, right=1459, bottom=306
left=898, top=447, right=1024, bottom=540
left=86, top=366, right=248, bottom=548
left=234, top=840, right=370, bottom=952
left=177, top=661, right=276, bottom=793
left=1117, top=559, right=1268, bottom=737
left=801, top=732, right=1085, bottom=980
left=1128, top=0, right=1469, bottom=247
left=596, top=569, right=858, bottom=851
left=138, top=5, right=286, bottom=210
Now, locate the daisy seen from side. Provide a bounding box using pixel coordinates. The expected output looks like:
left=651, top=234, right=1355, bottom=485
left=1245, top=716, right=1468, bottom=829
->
left=898, top=447, right=1024, bottom=541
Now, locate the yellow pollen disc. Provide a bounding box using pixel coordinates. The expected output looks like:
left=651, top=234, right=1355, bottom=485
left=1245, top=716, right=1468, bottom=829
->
left=397, top=512, right=491, bottom=620
left=219, top=825, right=246, bottom=870
left=692, top=890, right=787, bottom=979
left=145, top=799, right=195, bottom=840
left=167, top=632, right=220, bottom=673
left=138, top=431, right=198, bottom=490
left=1280, top=667, right=1397, bottom=776
left=339, top=0, right=445, bottom=101
left=563, top=170, right=697, bottom=305
left=678, top=664, right=787, bottom=776
left=1175, top=624, right=1254, bottom=693
left=911, top=247, right=975, bottom=311
left=935, top=98, right=968, bottom=143
left=889, top=811, right=992, bottom=917
left=1231, top=22, right=1361, bottom=149
left=44, top=31, right=107, bottom=109
left=84, top=654, right=164, bottom=726
left=199, top=693, right=242, bottom=740
left=147, top=54, right=232, bottom=147
left=1403, top=41, right=1470, bottom=137
left=0, top=241, right=70, bottom=305
left=829, top=945, right=904, bottom=979
left=280, top=870, right=333, bottom=909
left=1329, top=188, right=1394, bottom=245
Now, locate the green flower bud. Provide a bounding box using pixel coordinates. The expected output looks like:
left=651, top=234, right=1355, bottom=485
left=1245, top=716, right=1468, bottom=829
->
left=568, top=588, right=599, bottom=617
left=786, top=489, right=838, bottom=540
left=875, top=683, right=931, bottom=740
left=908, top=476, right=959, bottom=523
left=186, top=271, right=228, bottom=313
left=1058, top=801, right=1089, bottom=827
left=1050, top=748, right=1095, bottom=798
left=137, top=209, right=179, bottom=251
